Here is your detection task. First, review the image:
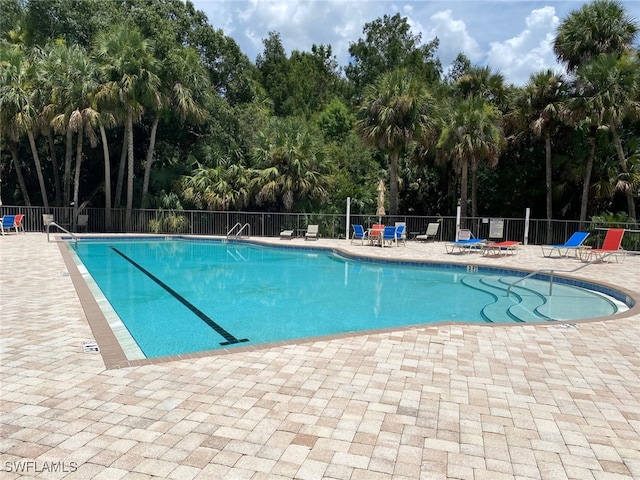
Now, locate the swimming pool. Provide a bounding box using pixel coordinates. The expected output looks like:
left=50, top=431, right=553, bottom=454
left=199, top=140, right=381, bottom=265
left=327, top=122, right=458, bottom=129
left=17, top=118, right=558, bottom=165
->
left=70, top=238, right=630, bottom=359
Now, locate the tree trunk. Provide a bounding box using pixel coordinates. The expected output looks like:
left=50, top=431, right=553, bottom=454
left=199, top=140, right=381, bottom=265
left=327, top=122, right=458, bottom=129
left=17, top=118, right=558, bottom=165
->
left=389, top=150, right=399, bottom=215
left=9, top=142, right=31, bottom=205
left=610, top=122, right=637, bottom=223
left=141, top=114, right=160, bottom=208
left=114, top=123, right=128, bottom=209
left=545, top=132, right=553, bottom=244
left=100, top=123, right=112, bottom=231
left=27, top=130, right=49, bottom=209
left=460, top=158, right=469, bottom=220
left=126, top=113, right=134, bottom=227
left=579, top=128, right=596, bottom=230
left=47, top=128, right=62, bottom=207
left=471, top=158, right=478, bottom=218
left=64, top=127, right=73, bottom=206
left=72, top=124, right=83, bottom=231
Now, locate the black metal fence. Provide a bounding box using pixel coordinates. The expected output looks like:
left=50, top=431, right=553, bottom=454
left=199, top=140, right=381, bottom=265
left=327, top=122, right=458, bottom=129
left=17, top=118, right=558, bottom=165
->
left=2, top=205, right=639, bottom=250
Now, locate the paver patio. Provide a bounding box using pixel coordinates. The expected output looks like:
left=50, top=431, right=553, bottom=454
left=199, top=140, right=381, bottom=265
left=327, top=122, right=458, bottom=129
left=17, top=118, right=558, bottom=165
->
left=1, top=233, right=639, bottom=479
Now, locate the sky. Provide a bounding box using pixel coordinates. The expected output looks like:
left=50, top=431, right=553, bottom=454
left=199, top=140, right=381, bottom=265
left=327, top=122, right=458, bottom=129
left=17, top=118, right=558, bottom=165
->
left=190, top=0, right=640, bottom=86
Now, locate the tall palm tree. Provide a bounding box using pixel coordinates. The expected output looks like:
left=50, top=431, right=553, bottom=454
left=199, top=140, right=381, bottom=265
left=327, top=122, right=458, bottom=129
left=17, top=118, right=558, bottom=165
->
left=46, top=43, right=100, bottom=225
left=554, top=0, right=638, bottom=72
left=574, top=54, right=639, bottom=222
left=516, top=70, right=569, bottom=242
left=94, top=24, right=160, bottom=225
left=181, top=159, right=253, bottom=211
left=356, top=69, right=435, bottom=215
left=437, top=96, right=505, bottom=219
left=140, top=46, right=209, bottom=208
left=0, top=41, right=49, bottom=208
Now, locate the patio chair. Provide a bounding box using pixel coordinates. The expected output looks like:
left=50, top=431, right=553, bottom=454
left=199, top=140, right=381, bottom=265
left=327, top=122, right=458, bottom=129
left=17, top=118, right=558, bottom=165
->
left=305, top=224, right=319, bottom=241
left=1, top=215, right=17, bottom=235
left=77, top=214, right=88, bottom=233
left=416, top=223, right=439, bottom=242
left=280, top=230, right=294, bottom=240
left=351, top=224, right=368, bottom=245
left=13, top=214, right=25, bottom=233
left=541, top=231, right=589, bottom=258
left=369, top=224, right=384, bottom=246
left=583, top=228, right=625, bottom=263
left=394, top=224, right=406, bottom=246
left=381, top=225, right=398, bottom=247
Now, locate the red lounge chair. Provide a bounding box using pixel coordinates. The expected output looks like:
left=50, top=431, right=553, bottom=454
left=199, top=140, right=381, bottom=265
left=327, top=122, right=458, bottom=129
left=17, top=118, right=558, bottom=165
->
left=482, top=240, right=520, bottom=257
left=13, top=214, right=25, bottom=233
left=583, top=228, right=625, bottom=262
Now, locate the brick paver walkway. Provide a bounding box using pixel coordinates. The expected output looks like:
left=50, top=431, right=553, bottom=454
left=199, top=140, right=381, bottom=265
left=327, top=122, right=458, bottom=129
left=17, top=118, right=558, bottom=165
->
left=1, top=233, right=639, bottom=479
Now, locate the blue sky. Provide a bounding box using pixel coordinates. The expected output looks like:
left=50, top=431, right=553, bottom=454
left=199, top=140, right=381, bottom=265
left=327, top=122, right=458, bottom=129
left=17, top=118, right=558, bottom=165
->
left=191, top=0, right=640, bottom=86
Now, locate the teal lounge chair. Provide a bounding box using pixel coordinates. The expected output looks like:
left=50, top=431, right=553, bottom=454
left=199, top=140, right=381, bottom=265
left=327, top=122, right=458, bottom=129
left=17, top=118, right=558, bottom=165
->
left=541, top=231, right=589, bottom=258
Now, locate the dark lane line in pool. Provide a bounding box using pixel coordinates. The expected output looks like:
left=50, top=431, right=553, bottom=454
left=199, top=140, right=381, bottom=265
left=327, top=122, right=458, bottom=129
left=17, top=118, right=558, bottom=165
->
left=110, top=247, right=249, bottom=346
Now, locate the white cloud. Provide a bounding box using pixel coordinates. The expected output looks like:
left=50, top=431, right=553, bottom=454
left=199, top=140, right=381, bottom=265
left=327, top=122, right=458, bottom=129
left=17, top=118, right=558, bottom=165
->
left=486, top=6, right=563, bottom=85
left=424, top=9, right=483, bottom=67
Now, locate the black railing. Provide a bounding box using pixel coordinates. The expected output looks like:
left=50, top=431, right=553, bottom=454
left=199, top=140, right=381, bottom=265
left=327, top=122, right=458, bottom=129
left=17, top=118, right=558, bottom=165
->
left=1, top=205, right=639, bottom=249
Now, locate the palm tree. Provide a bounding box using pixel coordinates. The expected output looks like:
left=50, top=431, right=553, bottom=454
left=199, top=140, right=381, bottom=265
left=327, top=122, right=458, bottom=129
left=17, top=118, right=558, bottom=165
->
left=46, top=43, right=100, bottom=226
left=437, top=96, right=505, bottom=219
left=356, top=69, right=435, bottom=215
left=516, top=70, right=569, bottom=242
left=140, top=46, right=209, bottom=208
left=0, top=41, right=49, bottom=208
left=251, top=118, right=329, bottom=212
left=181, top=159, right=253, bottom=211
left=554, top=0, right=638, bottom=72
left=94, top=24, right=160, bottom=226
left=573, top=54, right=639, bottom=222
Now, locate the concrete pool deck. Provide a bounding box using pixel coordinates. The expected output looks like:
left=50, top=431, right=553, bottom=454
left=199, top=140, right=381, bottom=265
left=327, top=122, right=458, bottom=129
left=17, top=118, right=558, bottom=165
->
left=1, top=233, right=640, bottom=479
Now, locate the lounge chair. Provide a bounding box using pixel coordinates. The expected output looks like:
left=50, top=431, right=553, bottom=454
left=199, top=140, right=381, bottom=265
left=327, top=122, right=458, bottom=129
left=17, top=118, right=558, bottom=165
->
left=280, top=230, right=294, bottom=240
left=541, top=231, right=589, bottom=258
left=583, top=228, right=625, bottom=262
left=416, top=223, right=439, bottom=242
left=445, top=229, right=485, bottom=254
left=77, top=214, right=88, bottom=233
left=351, top=224, right=368, bottom=245
left=13, top=214, right=25, bottom=233
left=305, top=224, right=319, bottom=241
left=1, top=215, right=17, bottom=235
left=482, top=240, right=520, bottom=256
left=381, top=225, right=397, bottom=247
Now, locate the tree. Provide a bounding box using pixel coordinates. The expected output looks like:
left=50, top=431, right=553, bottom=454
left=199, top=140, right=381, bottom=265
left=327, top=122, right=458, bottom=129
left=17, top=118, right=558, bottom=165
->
left=94, top=24, right=160, bottom=225
left=346, top=13, right=441, bottom=101
left=554, top=0, right=638, bottom=72
left=437, top=96, right=505, bottom=219
left=140, top=45, right=209, bottom=208
left=356, top=69, right=435, bottom=215
left=516, top=70, right=569, bottom=242
left=251, top=117, right=330, bottom=212
left=0, top=41, right=49, bottom=208
left=574, top=54, right=639, bottom=222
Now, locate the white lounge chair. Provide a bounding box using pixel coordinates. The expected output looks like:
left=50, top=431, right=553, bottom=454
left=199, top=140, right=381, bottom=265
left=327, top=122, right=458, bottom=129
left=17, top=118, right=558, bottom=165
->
left=416, top=223, right=439, bottom=242
left=305, top=225, right=319, bottom=241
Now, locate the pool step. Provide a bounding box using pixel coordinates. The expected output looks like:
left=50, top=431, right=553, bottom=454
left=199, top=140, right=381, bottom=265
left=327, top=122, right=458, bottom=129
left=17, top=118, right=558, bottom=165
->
left=460, top=275, right=549, bottom=323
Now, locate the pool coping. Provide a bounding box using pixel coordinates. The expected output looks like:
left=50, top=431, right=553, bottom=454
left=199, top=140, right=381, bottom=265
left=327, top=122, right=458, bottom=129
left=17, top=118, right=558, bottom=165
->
left=57, top=234, right=640, bottom=369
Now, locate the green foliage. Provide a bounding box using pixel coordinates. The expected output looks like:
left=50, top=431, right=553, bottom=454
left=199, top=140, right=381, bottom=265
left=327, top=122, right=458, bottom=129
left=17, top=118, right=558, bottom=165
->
left=148, top=191, right=189, bottom=233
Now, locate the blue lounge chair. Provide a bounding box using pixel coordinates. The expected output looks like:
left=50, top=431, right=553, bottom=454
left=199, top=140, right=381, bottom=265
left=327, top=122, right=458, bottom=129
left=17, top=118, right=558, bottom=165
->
left=351, top=224, right=368, bottom=245
left=445, top=229, right=485, bottom=254
left=0, top=215, right=16, bottom=235
left=381, top=225, right=398, bottom=247
left=541, top=231, right=590, bottom=258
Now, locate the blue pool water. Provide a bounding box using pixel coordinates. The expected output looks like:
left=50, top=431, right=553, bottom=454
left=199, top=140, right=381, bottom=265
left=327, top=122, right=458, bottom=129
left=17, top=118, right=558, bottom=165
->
left=72, top=239, right=628, bottom=358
